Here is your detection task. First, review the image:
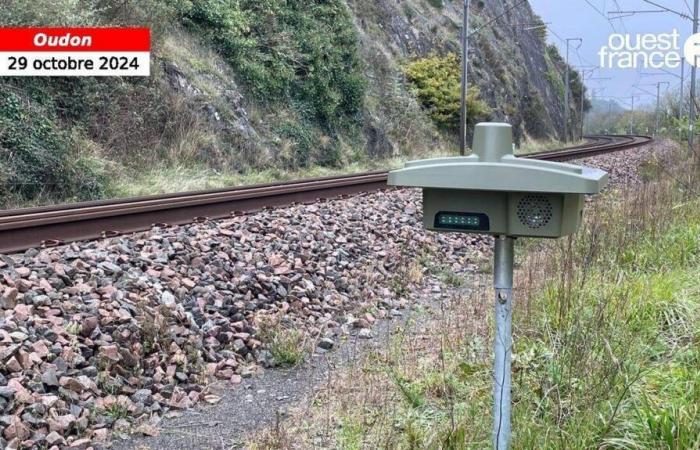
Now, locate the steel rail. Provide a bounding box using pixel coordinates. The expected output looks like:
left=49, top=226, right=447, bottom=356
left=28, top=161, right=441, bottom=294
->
left=0, top=135, right=652, bottom=254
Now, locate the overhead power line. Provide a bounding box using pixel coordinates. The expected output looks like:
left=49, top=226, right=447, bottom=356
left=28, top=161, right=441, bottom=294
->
left=611, top=0, right=629, bottom=32
left=641, top=0, right=694, bottom=20
left=469, top=0, right=529, bottom=37
left=685, top=0, right=694, bottom=15
left=582, top=0, right=618, bottom=30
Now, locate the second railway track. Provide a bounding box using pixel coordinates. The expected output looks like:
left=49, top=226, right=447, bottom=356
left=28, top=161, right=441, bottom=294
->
left=0, top=134, right=652, bottom=254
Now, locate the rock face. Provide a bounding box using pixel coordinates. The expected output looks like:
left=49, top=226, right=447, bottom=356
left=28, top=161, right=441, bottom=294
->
left=348, top=0, right=573, bottom=144
left=156, top=0, right=573, bottom=168
left=160, top=60, right=264, bottom=165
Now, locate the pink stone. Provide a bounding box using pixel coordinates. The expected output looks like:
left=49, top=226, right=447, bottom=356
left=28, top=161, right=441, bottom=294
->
left=32, top=341, right=49, bottom=358
left=101, top=345, right=121, bottom=362
left=5, top=356, right=21, bottom=372
left=15, top=267, right=31, bottom=278
left=3, top=415, right=29, bottom=441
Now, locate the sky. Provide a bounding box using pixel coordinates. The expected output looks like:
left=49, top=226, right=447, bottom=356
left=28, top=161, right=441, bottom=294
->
left=529, top=0, right=694, bottom=107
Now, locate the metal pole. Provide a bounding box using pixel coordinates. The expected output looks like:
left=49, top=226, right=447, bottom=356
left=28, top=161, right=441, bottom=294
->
left=563, top=39, right=582, bottom=142
left=680, top=62, right=685, bottom=140
left=580, top=87, right=585, bottom=141
left=564, top=41, right=570, bottom=143
left=681, top=61, right=685, bottom=121
left=655, top=82, right=661, bottom=138
left=630, top=95, right=635, bottom=135
left=460, top=0, right=471, bottom=156
left=690, top=0, right=698, bottom=149
left=493, top=235, right=514, bottom=450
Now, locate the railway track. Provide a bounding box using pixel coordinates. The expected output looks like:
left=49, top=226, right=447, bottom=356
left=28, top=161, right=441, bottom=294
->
left=0, top=134, right=652, bottom=254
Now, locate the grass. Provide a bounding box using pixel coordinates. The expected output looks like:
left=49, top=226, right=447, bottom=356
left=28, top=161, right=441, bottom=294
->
left=515, top=138, right=586, bottom=155
left=111, top=151, right=454, bottom=198
left=268, top=329, right=306, bottom=367
left=256, top=316, right=307, bottom=368
left=111, top=136, right=577, bottom=199
left=247, top=142, right=700, bottom=449
left=104, top=402, right=131, bottom=422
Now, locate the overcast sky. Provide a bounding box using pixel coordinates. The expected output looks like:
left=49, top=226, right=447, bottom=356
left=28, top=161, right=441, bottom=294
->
left=529, top=0, right=693, bottom=107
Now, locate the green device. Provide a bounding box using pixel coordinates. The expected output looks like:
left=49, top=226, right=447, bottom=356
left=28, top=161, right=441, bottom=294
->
left=388, top=123, right=609, bottom=238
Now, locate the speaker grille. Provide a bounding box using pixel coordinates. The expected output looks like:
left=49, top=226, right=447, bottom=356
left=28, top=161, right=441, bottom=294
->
left=517, top=195, right=553, bottom=229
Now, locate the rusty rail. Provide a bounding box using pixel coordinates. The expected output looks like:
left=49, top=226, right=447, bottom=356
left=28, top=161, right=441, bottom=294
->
left=0, top=135, right=652, bottom=254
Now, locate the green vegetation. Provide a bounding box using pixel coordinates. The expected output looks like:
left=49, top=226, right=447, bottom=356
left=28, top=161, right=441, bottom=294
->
left=522, top=89, right=549, bottom=138
left=382, top=151, right=700, bottom=448
left=0, top=0, right=369, bottom=206
left=0, top=87, right=108, bottom=205
left=532, top=14, right=548, bottom=42
left=112, top=149, right=454, bottom=198
left=265, top=328, right=307, bottom=367
left=544, top=46, right=566, bottom=101
left=585, top=89, right=700, bottom=136
left=104, top=401, right=131, bottom=422
left=176, top=0, right=366, bottom=131
left=0, top=0, right=575, bottom=208
left=404, top=53, right=491, bottom=130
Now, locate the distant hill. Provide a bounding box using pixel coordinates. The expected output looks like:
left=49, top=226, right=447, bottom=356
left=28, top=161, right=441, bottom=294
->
left=589, top=98, right=627, bottom=115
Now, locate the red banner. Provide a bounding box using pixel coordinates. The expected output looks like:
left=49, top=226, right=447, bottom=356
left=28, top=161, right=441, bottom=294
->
left=0, top=28, right=151, bottom=52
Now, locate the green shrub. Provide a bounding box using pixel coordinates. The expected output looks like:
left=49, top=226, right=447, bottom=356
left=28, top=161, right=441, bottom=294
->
left=275, top=121, right=315, bottom=168
left=0, top=89, right=107, bottom=205
left=176, top=0, right=367, bottom=131
left=0, top=0, right=98, bottom=26
left=532, top=14, right=548, bottom=42
left=267, top=329, right=306, bottom=367
left=404, top=53, right=491, bottom=131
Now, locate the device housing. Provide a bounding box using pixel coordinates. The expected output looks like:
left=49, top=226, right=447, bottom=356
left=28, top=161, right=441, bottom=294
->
left=387, top=123, right=609, bottom=238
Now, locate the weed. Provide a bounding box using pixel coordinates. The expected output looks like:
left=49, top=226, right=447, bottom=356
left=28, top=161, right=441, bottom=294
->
left=391, top=370, right=426, bottom=408
left=439, top=269, right=465, bottom=288
left=96, top=372, right=123, bottom=396
left=104, top=402, right=130, bottom=421
left=257, top=321, right=306, bottom=367
left=250, top=412, right=294, bottom=449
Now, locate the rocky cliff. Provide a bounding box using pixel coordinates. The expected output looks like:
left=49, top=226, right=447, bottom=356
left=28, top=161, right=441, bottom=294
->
left=0, top=0, right=584, bottom=207
left=347, top=0, right=578, bottom=143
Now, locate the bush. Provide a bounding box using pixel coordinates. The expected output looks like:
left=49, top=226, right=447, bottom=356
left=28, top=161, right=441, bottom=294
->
left=0, top=88, right=107, bottom=206
left=0, top=0, right=97, bottom=26
left=176, top=0, right=367, bottom=131
left=275, top=121, right=315, bottom=169
left=404, top=53, right=491, bottom=131
left=522, top=90, right=549, bottom=138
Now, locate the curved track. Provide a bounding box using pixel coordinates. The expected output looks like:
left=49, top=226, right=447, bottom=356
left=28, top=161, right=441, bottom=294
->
left=0, top=135, right=652, bottom=254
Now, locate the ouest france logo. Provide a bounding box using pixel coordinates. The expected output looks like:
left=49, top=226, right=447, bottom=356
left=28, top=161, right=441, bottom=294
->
left=599, top=29, right=700, bottom=69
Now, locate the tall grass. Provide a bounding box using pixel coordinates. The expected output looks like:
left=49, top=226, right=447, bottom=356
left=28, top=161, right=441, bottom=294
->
left=510, top=149, right=700, bottom=449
